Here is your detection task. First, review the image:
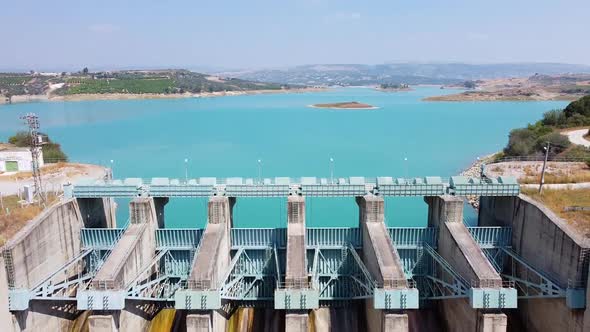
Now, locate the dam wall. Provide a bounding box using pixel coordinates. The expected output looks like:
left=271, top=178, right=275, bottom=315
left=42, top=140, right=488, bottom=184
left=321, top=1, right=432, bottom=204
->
left=1, top=199, right=85, bottom=331
left=425, top=195, right=507, bottom=332
left=479, top=194, right=590, bottom=331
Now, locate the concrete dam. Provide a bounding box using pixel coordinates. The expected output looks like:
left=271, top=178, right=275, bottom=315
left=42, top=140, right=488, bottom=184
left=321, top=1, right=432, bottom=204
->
left=1, top=175, right=589, bottom=331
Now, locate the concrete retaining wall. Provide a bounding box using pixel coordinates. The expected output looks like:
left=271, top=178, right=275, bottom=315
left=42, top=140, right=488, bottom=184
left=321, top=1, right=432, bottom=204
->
left=0, top=199, right=84, bottom=332
left=479, top=194, right=590, bottom=331
left=2, top=199, right=83, bottom=289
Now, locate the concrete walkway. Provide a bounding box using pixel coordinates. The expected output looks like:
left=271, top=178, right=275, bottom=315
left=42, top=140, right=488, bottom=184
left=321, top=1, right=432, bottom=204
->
left=0, top=163, right=106, bottom=196
left=563, top=129, right=590, bottom=147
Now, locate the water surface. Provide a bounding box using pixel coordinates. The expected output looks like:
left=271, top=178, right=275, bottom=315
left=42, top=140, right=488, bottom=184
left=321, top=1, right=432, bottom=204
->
left=0, top=87, right=567, bottom=227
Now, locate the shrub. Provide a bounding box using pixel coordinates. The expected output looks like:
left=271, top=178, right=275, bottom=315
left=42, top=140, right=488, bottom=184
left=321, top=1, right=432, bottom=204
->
left=562, top=145, right=590, bottom=159
left=7, top=131, right=68, bottom=163
left=541, top=109, right=567, bottom=126
left=564, top=95, right=590, bottom=118
left=535, top=132, right=570, bottom=155
left=504, top=128, right=537, bottom=156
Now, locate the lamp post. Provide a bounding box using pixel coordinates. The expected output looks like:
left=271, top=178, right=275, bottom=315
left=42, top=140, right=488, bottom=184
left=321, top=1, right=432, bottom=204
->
left=110, top=159, right=114, bottom=179
left=184, top=158, right=189, bottom=182
left=539, top=143, right=550, bottom=194
left=329, top=157, right=335, bottom=184
left=404, top=157, right=408, bottom=178
left=258, top=159, right=263, bottom=184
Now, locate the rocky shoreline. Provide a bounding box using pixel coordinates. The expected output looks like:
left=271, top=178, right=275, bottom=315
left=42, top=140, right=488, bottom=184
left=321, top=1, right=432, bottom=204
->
left=459, top=154, right=496, bottom=210
left=0, top=87, right=327, bottom=105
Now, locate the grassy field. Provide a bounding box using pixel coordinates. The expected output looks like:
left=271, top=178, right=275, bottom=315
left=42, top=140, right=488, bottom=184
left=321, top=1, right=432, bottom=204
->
left=522, top=188, right=590, bottom=237
left=0, top=76, right=32, bottom=85
left=0, top=194, right=58, bottom=246
left=64, top=78, right=175, bottom=94
left=519, top=172, right=590, bottom=184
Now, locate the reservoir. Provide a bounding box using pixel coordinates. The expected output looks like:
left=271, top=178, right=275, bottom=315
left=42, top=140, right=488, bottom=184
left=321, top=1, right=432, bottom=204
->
left=0, top=87, right=568, bottom=228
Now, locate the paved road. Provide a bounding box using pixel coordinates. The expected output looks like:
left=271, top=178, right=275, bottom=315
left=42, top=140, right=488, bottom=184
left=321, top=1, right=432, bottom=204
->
left=0, top=164, right=106, bottom=196
left=564, top=129, right=590, bottom=148
left=521, top=182, right=590, bottom=190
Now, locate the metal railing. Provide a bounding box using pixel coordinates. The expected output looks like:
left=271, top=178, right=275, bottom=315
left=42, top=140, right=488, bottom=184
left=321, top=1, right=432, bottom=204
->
left=470, top=279, right=514, bottom=289
left=306, top=227, right=362, bottom=248
left=81, top=228, right=126, bottom=249
left=277, top=280, right=313, bottom=290
left=491, top=156, right=589, bottom=164
left=231, top=228, right=287, bottom=248
left=388, top=227, right=438, bottom=248
left=156, top=229, right=203, bottom=249
left=467, top=227, right=512, bottom=248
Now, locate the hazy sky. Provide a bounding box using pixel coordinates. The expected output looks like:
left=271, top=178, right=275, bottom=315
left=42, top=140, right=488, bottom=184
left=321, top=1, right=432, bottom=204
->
left=1, top=0, right=589, bottom=71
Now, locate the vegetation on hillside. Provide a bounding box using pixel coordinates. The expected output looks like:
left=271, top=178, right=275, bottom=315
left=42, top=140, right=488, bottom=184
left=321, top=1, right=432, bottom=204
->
left=379, top=83, right=409, bottom=89
left=0, top=74, right=58, bottom=97
left=0, top=194, right=58, bottom=246
left=503, top=95, right=590, bottom=160
left=522, top=188, right=590, bottom=236
left=8, top=131, right=68, bottom=163
left=1, top=69, right=289, bottom=97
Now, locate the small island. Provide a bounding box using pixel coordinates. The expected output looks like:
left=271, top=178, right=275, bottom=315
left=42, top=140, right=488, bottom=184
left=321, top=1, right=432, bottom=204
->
left=375, top=83, right=412, bottom=92
left=309, top=101, right=377, bottom=109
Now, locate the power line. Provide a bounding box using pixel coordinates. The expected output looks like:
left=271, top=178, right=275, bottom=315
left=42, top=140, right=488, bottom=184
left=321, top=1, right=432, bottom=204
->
left=20, top=113, right=45, bottom=204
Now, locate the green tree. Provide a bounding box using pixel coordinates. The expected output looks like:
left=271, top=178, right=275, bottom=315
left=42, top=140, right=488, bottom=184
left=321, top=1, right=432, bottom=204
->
left=534, top=132, right=570, bottom=155
left=82, top=67, right=89, bottom=75
left=463, top=81, right=476, bottom=89
left=8, top=131, right=68, bottom=163
left=541, top=109, right=566, bottom=126
left=564, top=95, right=590, bottom=118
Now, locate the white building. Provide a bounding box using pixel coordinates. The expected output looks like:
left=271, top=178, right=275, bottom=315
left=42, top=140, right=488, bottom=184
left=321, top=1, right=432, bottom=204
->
left=0, top=144, right=44, bottom=173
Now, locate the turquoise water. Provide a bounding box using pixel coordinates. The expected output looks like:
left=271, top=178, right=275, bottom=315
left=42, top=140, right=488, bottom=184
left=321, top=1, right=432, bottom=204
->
left=0, top=87, right=568, bottom=228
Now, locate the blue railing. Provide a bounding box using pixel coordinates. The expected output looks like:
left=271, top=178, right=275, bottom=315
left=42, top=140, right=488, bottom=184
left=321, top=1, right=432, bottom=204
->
left=306, top=227, right=362, bottom=248
left=81, top=228, right=126, bottom=249
left=467, top=227, right=512, bottom=248
left=156, top=229, right=204, bottom=249
left=231, top=228, right=287, bottom=248
left=388, top=227, right=438, bottom=248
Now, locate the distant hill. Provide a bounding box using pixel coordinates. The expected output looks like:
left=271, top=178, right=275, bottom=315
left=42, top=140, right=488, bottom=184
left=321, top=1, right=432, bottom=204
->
left=216, top=63, right=590, bottom=86
left=0, top=69, right=290, bottom=98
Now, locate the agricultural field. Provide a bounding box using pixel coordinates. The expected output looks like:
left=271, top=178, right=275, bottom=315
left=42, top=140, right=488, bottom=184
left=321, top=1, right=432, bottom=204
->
left=62, top=78, right=175, bottom=94
left=1, top=69, right=288, bottom=97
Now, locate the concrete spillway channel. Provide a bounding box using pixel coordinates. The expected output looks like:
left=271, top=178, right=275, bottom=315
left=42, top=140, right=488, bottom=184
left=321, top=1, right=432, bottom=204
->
left=1, top=184, right=590, bottom=331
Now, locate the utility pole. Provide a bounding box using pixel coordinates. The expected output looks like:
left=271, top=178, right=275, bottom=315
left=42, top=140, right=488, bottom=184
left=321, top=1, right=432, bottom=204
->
left=20, top=113, right=45, bottom=203
left=329, top=157, right=334, bottom=184
left=539, top=142, right=550, bottom=194
left=184, top=158, right=189, bottom=182
left=257, top=159, right=263, bottom=184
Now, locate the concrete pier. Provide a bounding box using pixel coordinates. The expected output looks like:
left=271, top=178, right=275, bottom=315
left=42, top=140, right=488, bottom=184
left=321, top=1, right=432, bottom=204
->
left=185, top=196, right=234, bottom=332
left=357, top=195, right=409, bottom=332
left=285, top=196, right=309, bottom=332
left=89, top=198, right=158, bottom=290
left=85, top=197, right=159, bottom=331
left=153, top=197, right=169, bottom=228
left=425, top=195, right=507, bottom=332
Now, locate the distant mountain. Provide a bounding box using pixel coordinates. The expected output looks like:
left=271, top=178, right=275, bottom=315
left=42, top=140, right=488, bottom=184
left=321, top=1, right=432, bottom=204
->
left=216, top=63, right=590, bottom=86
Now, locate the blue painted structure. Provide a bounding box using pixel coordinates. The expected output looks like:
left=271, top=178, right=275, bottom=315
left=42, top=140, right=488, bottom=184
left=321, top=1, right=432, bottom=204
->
left=66, top=176, right=519, bottom=198
left=9, top=221, right=587, bottom=311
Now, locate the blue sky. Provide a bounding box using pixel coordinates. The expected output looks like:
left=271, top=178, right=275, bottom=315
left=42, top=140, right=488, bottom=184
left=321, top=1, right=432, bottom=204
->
left=1, top=0, right=589, bottom=71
